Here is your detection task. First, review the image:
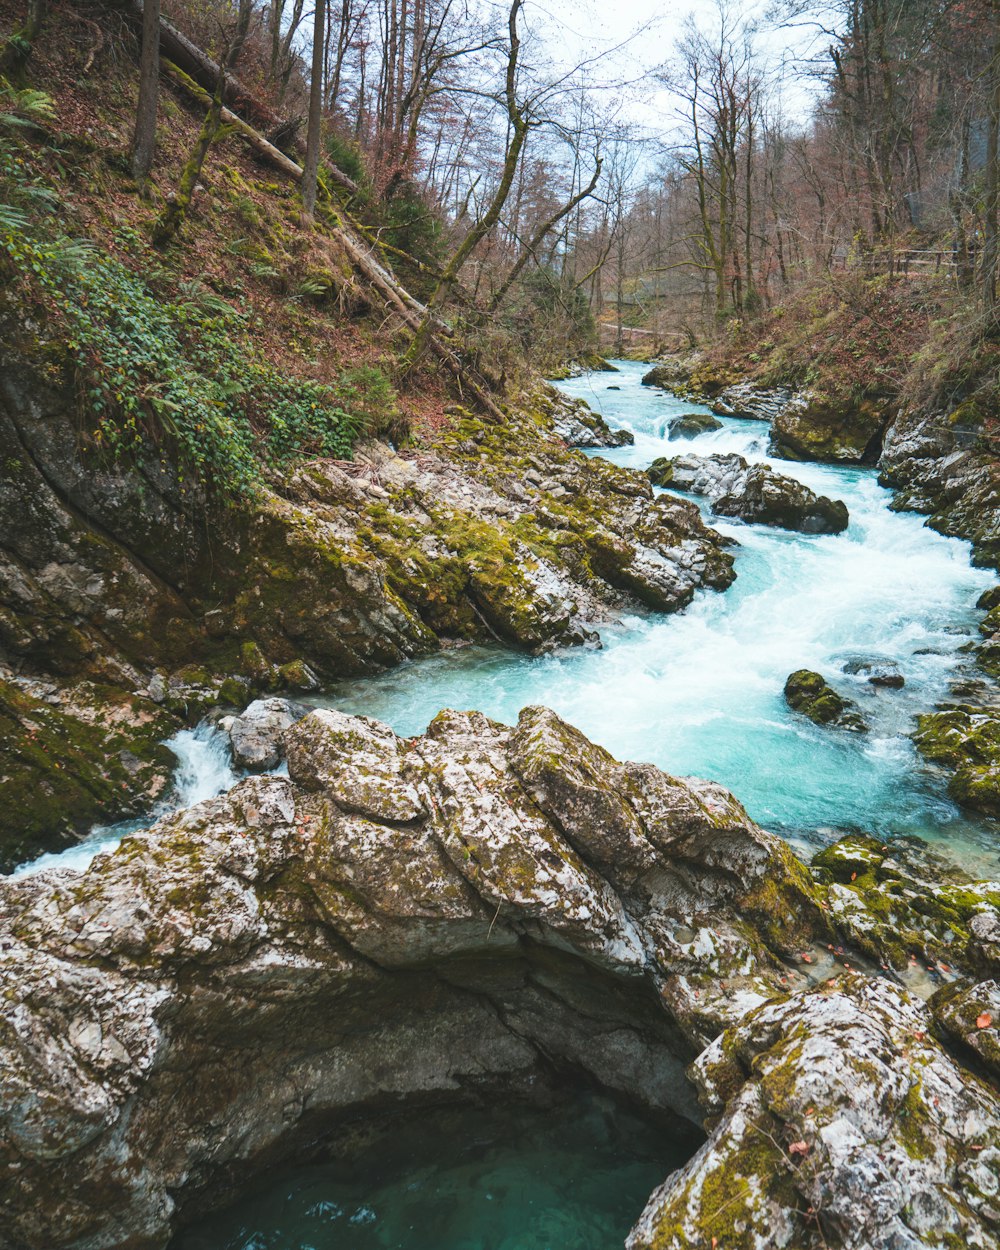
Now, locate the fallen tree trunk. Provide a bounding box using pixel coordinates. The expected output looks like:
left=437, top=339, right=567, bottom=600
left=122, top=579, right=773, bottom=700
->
left=155, top=20, right=501, bottom=418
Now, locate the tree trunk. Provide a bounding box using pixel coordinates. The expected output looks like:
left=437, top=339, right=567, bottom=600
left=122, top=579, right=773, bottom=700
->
left=0, top=0, right=48, bottom=77
left=131, top=0, right=160, bottom=188
left=301, top=0, right=326, bottom=216
left=982, top=28, right=1000, bottom=312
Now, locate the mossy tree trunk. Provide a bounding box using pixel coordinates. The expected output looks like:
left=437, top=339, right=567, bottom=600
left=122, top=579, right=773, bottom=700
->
left=151, top=0, right=251, bottom=246
left=0, top=0, right=48, bottom=79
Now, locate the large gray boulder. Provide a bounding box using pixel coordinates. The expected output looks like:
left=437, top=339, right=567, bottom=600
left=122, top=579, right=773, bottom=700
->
left=226, top=696, right=309, bottom=771
left=649, top=453, right=850, bottom=535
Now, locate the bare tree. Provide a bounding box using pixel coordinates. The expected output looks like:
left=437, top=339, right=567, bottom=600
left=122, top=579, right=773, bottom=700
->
left=131, top=0, right=161, bottom=190
left=301, top=0, right=326, bottom=217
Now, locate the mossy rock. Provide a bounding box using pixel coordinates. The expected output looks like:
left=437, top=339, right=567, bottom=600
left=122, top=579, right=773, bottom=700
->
left=784, top=669, right=867, bottom=732
left=770, top=392, right=891, bottom=465
left=913, top=707, right=1000, bottom=816
left=667, top=413, right=723, bottom=440
left=812, top=832, right=998, bottom=972
left=0, top=678, right=177, bottom=870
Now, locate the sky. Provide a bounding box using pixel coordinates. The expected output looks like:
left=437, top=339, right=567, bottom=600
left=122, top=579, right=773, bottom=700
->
left=528, top=0, right=831, bottom=142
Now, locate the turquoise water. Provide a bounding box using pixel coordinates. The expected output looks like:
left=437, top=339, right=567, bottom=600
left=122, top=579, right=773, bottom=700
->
left=320, top=360, right=1000, bottom=875
left=172, top=1092, right=697, bottom=1250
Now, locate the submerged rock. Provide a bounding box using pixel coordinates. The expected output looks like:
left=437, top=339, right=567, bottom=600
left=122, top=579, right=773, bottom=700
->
left=667, top=412, right=723, bottom=440
left=0, top=704, right=829, bottom=1249
left=649, top=453, right=850, bottom=535
left=913, top=706, right=1000, bottom=816
left=784, top=669, right=868, bottom=731
left=226, top=697, right=309, bottom=771
left=628, top=973, right=1000, bottom=1250
left=842, top=655, right=905, bottom=687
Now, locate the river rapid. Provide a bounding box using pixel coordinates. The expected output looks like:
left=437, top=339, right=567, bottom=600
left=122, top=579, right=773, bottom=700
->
left=321, top=360, right=1000, bottom=876
left=12, top=360, right=1000, bottom=880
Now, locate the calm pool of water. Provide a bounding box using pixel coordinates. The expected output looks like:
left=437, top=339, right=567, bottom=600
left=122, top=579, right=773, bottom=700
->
left=171, top=1091, right=700, bottom=1250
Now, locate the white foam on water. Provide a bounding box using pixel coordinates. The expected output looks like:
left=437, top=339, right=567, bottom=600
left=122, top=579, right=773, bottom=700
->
left=323, top=361, right=1000, bottom=875
left=11, top=720, right=239, bottom=879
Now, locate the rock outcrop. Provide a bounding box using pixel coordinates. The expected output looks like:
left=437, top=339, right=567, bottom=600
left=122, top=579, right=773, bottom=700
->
left=879, top=404, right=1000, bottom=571
left=812, top=832, right=1000, bottom=975
left=3, top=706, right=999, bottom=1250
left=628, top=974, right=1000, bottom=1250
left=649, top=453, right=850, bottom=535
left=547, top=386, right=634, bottom=448
left=0, top=675, right=177, bottom=871
left=784, top=670, right=868, bottom=731
left=913, top=706, right=1000, bottom=816
left=711, top=382, right=796, bottom=423
left=0, top=359, right=734, bottom=860
left=0, top=704, right=828, bottom=1250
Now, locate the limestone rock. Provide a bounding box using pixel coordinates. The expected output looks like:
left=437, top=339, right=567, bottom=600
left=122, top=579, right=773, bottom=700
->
left=785, top=670, right=868, bottom=732
left=649, top=451, right=750, bottom=495
left=0, top=705, right=828, bottom=1249
left=0, top=676, right=177, bottom=870
left=227, top=697, right=309, bottom=771
left=649, top=454, right=850, bottom=535
left=771, top=391, right=892, bottom=464
left=714, top=463, right=849, bottom=534
left=812, top=832, right=1000, bottom=973
left=711, top=382, right=796, bottom=423
left=931, top=979, right=1000, bottom=1078
left=628, top=974, right=1000, bottom=1250
left=667, top=412, right=723, bottom=440
left=548, top=388, right=633, bottom=448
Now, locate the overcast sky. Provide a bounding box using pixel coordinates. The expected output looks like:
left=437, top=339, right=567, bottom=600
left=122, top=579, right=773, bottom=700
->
left=527, top=0, right=831, bottom=143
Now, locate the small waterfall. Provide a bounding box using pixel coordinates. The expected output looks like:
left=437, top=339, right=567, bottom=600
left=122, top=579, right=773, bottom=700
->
left=10, top=721, right=240, bottom=879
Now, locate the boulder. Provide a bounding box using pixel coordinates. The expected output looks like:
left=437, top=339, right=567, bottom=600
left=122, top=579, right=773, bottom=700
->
left=784, top=670, right=868, bottom=732
left=913, top=706, right=1000, bottom=816
left=667, top=412, right=723, bottom=440
left=649, top=454, right=850, bottom=535
left=714, top=464, right=849, bottom=534
left=628, top=974, right=1000, bottom=1250
left=0, top=704, right=830, bottom=1250
left=771, top=391, right=893, bottom=464
left=226, top=697, right=309, bottom=771
left=842, top=655, right=905, bottom=687
left=648, top=452, right=749, bottom=495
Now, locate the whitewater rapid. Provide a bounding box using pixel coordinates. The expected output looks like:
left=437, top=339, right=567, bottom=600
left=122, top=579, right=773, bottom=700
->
left=12, top=721, right=239, bottom=878
left=13, top=360, right=1000, bottom=879
left=322, top=361, right=999, bottom=874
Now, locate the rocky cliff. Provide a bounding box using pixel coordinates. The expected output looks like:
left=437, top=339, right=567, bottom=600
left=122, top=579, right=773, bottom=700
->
left=0, top=352, right=734, bottom=867
left=1, top=706, right=997, bottom=1250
